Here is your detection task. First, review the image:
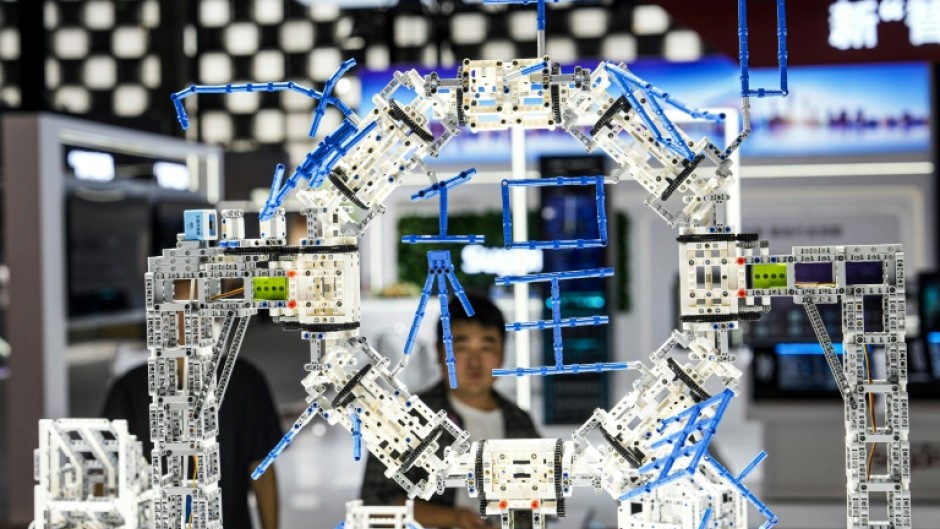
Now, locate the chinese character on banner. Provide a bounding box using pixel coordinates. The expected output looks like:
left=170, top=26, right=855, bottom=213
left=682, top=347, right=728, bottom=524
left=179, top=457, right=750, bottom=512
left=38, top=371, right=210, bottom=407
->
left=907, top=0, right=940, bottom=45
left=829, top=0, right=880, bottom=50
left=880, top=0, right=906, bottom=21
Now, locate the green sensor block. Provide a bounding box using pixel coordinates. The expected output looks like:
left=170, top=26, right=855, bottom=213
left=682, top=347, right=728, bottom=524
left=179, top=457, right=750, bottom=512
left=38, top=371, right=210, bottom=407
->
left=253, top=277, right=289, bottom=300
left=751, top=264, right=788, bottom=289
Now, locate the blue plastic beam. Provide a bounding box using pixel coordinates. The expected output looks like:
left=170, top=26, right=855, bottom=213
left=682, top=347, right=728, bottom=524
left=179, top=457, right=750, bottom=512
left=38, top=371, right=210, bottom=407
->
left=495, top=267, right=614, bottom=286
left=258, top=118, right=378, bottom=221
left=437, top=271, right=458, bottom=389
left=401, top=235, right=485, bottom=245
left=403, top=273, right=436, bottom=356
left=252, top=403, right=320, bottom=479
left=697, top=507, right=712, bottom=529
left=169, top=60, right=369, bottom=222
left=604, top=64, right=696, bottom=161
left=706, top=454, right=779, bottom=529
left=411, top=169, right=476, bottom=202
left=492, top=362, right=629, bottom=377
left=403, top=251, right=474, bottom=387
left=505, top=315, right=609, bottom=331
left=309, top=59, right=357, bottom=138
left=736, top=450, right=768, bottom=482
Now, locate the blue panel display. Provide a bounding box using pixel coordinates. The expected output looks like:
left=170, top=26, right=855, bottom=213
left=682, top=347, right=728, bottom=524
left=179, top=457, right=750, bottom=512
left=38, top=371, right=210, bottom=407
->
left=358, top=59, right=929, bottom=161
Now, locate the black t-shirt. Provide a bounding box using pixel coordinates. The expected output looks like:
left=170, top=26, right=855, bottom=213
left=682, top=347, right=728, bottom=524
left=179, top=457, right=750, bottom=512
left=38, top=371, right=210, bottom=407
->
left=102, top=359, right=283, bottom=529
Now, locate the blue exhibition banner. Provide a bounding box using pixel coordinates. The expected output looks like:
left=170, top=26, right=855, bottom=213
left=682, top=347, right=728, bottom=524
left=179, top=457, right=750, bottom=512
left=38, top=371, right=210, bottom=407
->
left=357, top=57, right=930, bottom=163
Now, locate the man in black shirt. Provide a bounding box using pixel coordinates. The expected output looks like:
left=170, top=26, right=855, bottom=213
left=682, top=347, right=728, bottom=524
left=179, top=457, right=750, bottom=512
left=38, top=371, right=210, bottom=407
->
left=102, top=358, right=283, bottom=529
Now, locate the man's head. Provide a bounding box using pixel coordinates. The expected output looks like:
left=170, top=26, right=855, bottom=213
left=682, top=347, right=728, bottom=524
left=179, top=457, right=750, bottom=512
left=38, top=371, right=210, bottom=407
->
left=435, top=293, right=506, bottom=400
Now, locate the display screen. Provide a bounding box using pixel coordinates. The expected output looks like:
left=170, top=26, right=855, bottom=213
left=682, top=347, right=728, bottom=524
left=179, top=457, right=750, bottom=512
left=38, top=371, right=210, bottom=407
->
left=539, top=156, right=612, bottom=424
left=920, top=272, right=940, bottom=333
left=359, top=59, right=930, bottom=163
left=752, top=338, right=940, bottom=400
left=67, top=188, right=152, bottom=317
left=749, top=290, right=940, bottom=400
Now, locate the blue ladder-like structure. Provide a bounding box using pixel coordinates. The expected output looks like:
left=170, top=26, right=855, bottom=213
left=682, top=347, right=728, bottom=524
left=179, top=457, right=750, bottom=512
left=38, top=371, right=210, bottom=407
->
left=493, top=268, right=627, bottom=376
left=401, top=170, right=483, bottom=388
left=495, top=175, right=627, bottom=377
left=619, top=389, right=778, bottom=529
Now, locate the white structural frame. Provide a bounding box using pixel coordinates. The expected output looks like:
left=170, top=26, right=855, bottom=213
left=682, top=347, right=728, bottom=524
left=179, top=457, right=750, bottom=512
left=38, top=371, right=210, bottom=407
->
left=34, top=419, right=153, bottom=529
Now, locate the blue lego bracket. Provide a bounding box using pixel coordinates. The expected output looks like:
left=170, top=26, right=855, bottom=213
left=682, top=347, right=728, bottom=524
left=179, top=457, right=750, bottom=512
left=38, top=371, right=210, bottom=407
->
left=170, top=58, right=377, bottom=221
left=401, top=169, right=485, bottom=245
left=618, top=389, right=778, bottom=529
left=404, top=251, right=475, bottom=389
left=738, top=0, right=788, bottom=98
left=603, top=64, right=723, bottom=162
left=492, top=268, right=627, bottom=377
left=501, top=176, right=608, bottom=250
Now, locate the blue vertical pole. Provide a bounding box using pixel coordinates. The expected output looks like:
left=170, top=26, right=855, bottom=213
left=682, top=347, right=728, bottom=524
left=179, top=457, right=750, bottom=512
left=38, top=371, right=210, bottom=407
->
left=776, top=0, right=788, bottom=95
left=595, top=177, right=608, bottom=244
left=738, top=0, right=751, bottom=98
left=439, top=184, right=449, bottom=237
left=501, top=180, right=513, bottom=248
left=551, top=277, right=563, bottom=368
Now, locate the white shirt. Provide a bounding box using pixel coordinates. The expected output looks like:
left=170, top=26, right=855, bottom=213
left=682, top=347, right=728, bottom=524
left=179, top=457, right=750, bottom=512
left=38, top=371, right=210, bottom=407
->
left=448, top=394, right=505, bottom=516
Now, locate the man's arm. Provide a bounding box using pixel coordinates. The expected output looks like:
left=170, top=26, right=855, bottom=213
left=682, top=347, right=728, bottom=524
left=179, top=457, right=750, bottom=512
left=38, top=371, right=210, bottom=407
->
left=412, top=500, right=490, bottom=529
left=250, top=460, right=278, bottom=529
left=361, top=453, right=489, bottom=529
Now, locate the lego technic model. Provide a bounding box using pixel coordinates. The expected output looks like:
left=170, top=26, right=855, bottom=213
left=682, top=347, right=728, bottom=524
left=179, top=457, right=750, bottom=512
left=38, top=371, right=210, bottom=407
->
left=33, top=1, right=912, bottom=529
